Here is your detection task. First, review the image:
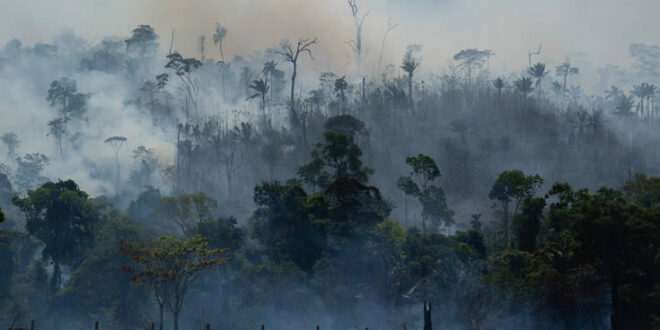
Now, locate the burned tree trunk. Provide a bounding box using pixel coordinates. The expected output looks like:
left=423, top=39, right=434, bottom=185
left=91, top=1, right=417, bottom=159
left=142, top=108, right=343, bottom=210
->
left=424, top=301, right=433, bottom=330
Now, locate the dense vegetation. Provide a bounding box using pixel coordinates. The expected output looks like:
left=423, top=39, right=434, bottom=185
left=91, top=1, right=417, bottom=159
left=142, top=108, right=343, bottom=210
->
left=2, top=14, right=660, bottom=330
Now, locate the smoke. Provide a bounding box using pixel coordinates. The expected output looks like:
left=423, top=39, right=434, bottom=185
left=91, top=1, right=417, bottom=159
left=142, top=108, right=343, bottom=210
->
left=2, top=0, right=660, bottom=75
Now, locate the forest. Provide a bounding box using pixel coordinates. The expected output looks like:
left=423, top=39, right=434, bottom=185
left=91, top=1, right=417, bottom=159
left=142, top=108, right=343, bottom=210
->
left=2, top=1, right=660, bottom=329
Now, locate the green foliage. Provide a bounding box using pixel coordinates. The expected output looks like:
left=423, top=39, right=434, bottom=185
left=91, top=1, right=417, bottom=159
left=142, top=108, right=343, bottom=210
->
left=398, top=154, right=454, bottom=230
left=514, top=197, right=546, bottom=252
left=298, top=131, right=372, bottom=188
left=13, top=180, right=100, bottom=290
left=121, top=235, right=228, bottom=330
left=251, top=180, right=325, bottom=272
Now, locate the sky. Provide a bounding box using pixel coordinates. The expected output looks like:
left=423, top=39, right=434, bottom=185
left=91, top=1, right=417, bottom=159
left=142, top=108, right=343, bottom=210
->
left=1, top=0, right=660, bottom=74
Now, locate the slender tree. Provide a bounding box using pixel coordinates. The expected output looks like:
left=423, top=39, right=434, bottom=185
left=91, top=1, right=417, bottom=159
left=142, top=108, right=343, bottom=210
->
left=276, top=38, right=319, bottom=128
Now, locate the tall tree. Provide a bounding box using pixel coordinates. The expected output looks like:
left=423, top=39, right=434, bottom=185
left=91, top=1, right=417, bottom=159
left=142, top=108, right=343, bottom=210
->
left=556, top=62, right=579, bottom=91
left=248, top=78, right=270, bottom=117
left=528, top=63, right=548, bottom=96
left=398, top=154, right=454, bottom=231
left=125, top=25, right=159, bottom=59
left=165, top=52, right=202, bottom=118
left=489, top=170, right=543, bottom=249
left=212, top=23, right=228, bottom=61
left=347, top=0, right=369, bottom=68
left=453, top=48, right=494, bottom=85
left=13, top=180, right=100, bottom=292
left=298, top=130, right=372, bottom=188
left=401, top=45, right=422, bottom=109
left=276, top=38, right=319, bottom=128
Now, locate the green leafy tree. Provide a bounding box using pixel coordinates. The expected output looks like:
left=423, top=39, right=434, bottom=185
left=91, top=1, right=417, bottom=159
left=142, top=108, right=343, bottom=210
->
left=122, top=236, right=228, bottom=330
left=13, top=180, right=100, bottom=292
left=251, top=180, right=325, bottom=272
left=298, top=131, right=372, bottom=188
left=398, top=154, right=454, bottom=231
left=513, top=197, right=545, bottom=252
left=489, top=170, right=543, bottom=249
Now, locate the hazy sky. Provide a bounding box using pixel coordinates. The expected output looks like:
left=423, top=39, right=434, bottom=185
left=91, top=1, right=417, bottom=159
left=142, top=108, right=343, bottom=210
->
left=1, top=0, right=660, bottom=73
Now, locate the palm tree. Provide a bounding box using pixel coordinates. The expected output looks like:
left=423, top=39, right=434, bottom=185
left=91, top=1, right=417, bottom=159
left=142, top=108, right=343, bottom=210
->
left=528, top=63, right=548, bottom=96
left=556, top=62, right=579, bottom=91
left=401, top=46, right=421, bottom=109
left=248, top=78, right=270, bottom=116
left=212, top=23, right=227, bottom=61
left=493, top=78, right=505, bottom=97
left=514, top=77, right=534, bottom=98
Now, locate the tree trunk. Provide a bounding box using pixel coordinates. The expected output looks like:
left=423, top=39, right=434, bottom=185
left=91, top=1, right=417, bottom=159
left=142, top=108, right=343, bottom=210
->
left=290, top=63, right=297, bottom=123
left=503, top=200, right=510, bottom=248
left=159, top=303, right=164, bottom=330
left=611, top=274, right=621, bottom=330
left=408, top=73, right=414, bottom=110
left=173, top=310, right=180, bottom=330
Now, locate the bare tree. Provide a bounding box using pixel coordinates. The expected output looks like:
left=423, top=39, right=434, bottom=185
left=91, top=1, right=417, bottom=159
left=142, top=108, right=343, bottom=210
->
left=212, top=24, right=228, bottom=61
left=527, top=44, right=542, bottom=67
left=347, top=0, right=369, bottom=67
left=105, top=136, right=127, bottom=193
left=276, top=38, right=319, bottom=128
left=377, top=18, right=398, bottom=73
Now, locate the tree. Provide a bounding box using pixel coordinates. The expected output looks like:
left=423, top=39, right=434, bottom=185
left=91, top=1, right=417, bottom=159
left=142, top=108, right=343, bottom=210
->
left=122, top=236, right=228, bottom=330
left=165, top=52, right=202, bottom=118
left=46, top=78, right=89, bottom=119
left=248, top=78, right=270, bottom=117
left=556, top=62, right=579, bottom=91
left=125, top=25, right=159, bottom=58
left=1, top=132, right=19, bottom=159
left=489, top=170, right=543, bottom=249
left=212, top=23, right=228, bottom=61
left=104, top=136, right=127, bottom=194
left=334, top=76, right=349, bottom=112
left=398, top=154, right=454, bottom=231
left=528, top=63, right=548, bottom=96
left=0, top=207, right=4, bottom=223
left=158, top=193, right=218, bottom=236
left=453, top=48, right=494, bottom=85
left=276, top=38, right=318, bottom=128
left=347, top=0, right=369, bottom=67
left=513, top=197, right=545, bottom=252
left=251, top=180, right=325, bottom=272
left=401, top=45, right=422, bottom=109
left=514, top=77, right=534, bottom=98
left=13, top=180, right=100, bottom=292
left=298, top=131, right=372, bottom=188
left=47, top=118, right=68, bottom=157
left=493, top=78, right=505, bottom=97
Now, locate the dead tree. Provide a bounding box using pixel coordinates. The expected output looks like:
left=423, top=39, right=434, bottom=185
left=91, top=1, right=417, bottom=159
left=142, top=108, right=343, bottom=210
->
left=276, top=38, right=318, bottom=128
left=377, top=18, right=398, bottom=73
left=528, top=44, right=542, bottom=67
left=104, top=136, right=127, bottom=194
left=347, top=0, right=369, bottom=68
